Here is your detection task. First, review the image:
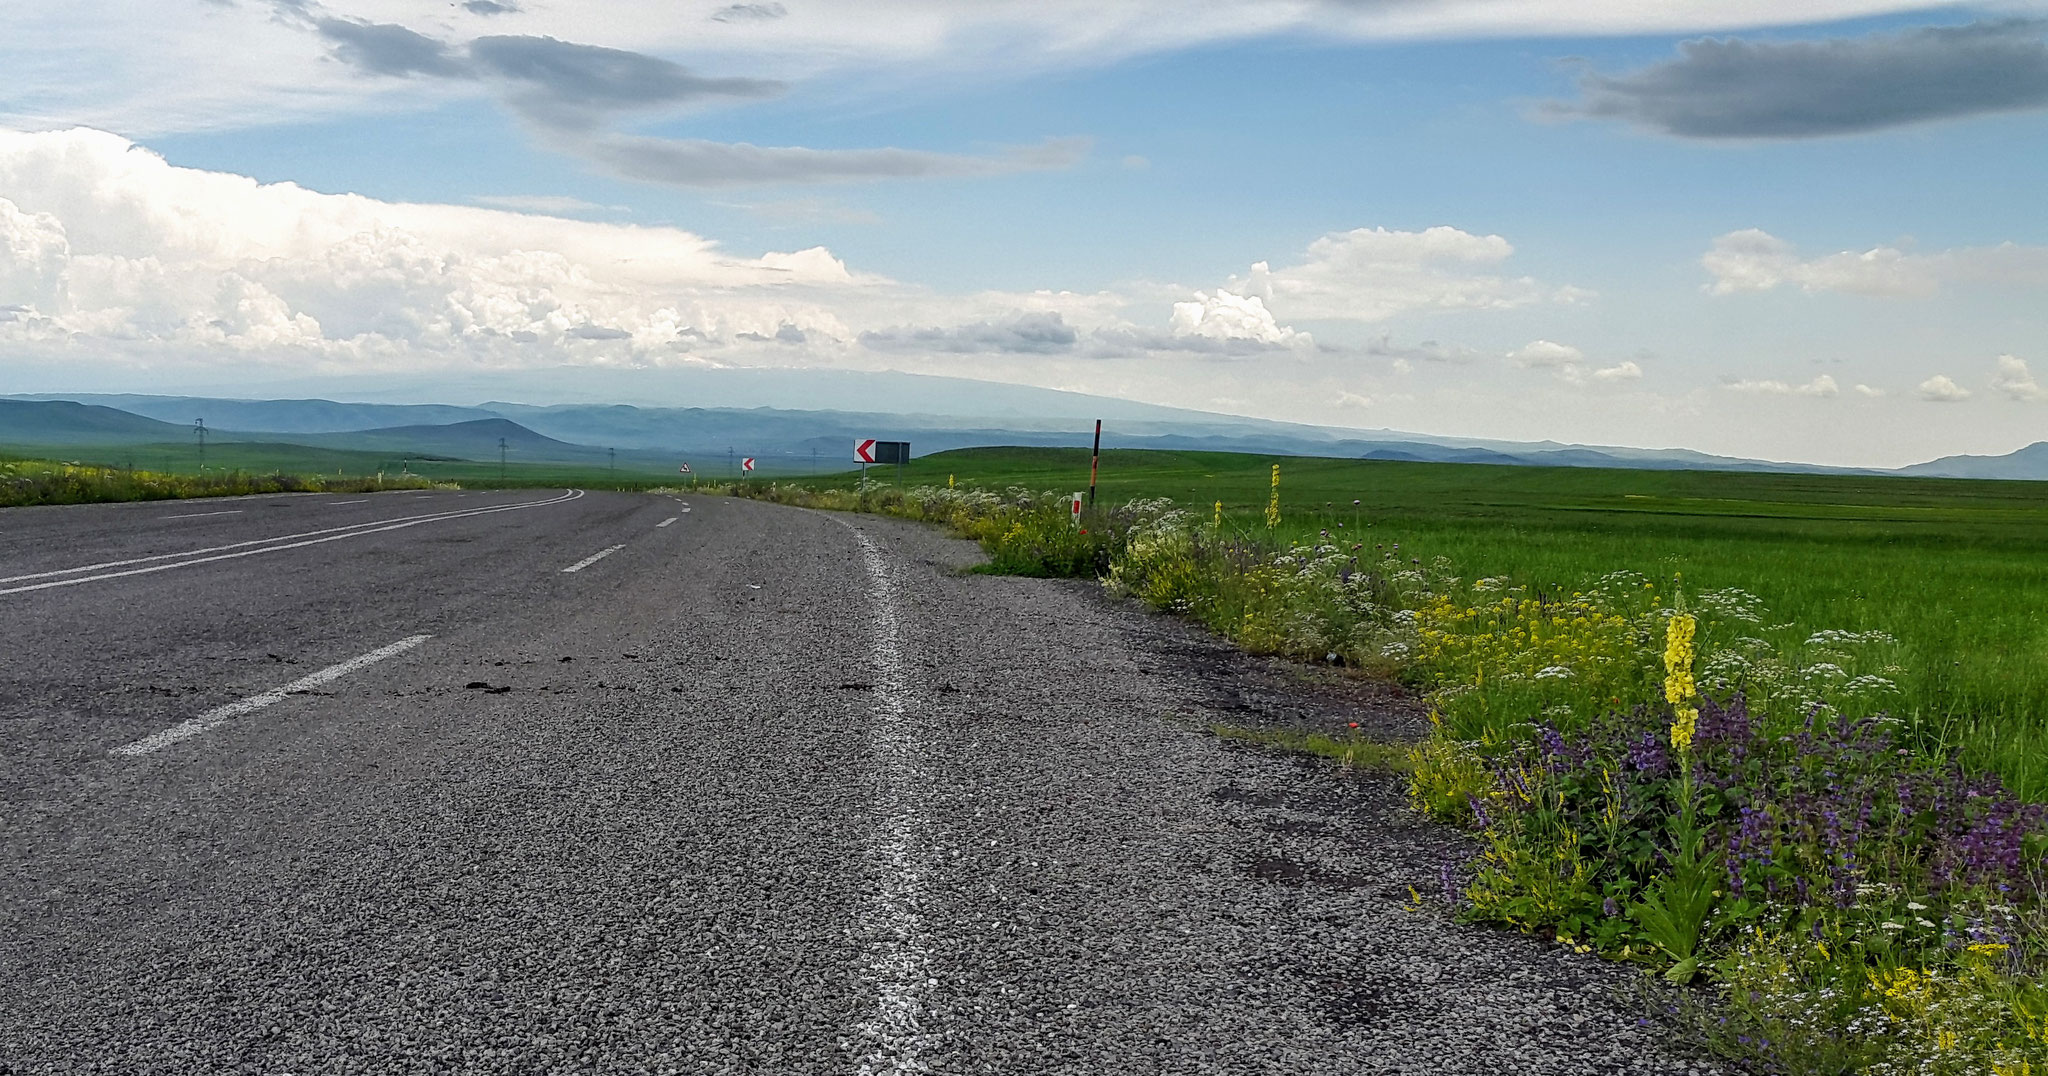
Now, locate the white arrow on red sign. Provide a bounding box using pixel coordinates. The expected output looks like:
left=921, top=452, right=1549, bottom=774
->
left=742, top=457, right=756, bottom=471
left=855, top=438, right=877, bottom=463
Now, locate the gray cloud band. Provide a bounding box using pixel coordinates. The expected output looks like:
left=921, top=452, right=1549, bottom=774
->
left=468, top=35, right=783, bottom=128
left=583, top=133, right=1090, bottom=186
left=710, top=3, right=786, bottom=22
left=860, top=313, right=1080, bottom=355
left=302, top=13, right=1085, bottom=185
left=1550, top=19, right=2048, bottom=139
left=313, top=17, right=467, bottom=79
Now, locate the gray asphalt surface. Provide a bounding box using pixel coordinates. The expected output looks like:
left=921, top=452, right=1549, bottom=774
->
left=0, top=490, right=1721, bottom=1074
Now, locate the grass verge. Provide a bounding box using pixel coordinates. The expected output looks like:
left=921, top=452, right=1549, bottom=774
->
left=732, top=464, right=2048, bottom=1075
left=0, top=455, right=441, bottom=507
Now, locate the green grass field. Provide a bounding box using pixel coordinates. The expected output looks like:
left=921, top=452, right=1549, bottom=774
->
left=794, top=447, right=2048, bottom=795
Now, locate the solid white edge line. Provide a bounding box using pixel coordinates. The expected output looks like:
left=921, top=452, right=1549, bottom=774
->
left=560, top=544, right=626, bottom=573
left=0, top=490, right=585, bottom=591
left=111, top=634, right=433, bottom=757
left=656, top=517, right=678, bottom=528
left=161, top=510, right=244, bottom=519
left=325, top=499, right=368, bottom=506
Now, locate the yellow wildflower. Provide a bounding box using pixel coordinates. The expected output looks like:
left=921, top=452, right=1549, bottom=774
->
left=1665, top=614, right=1698, bottom=751
left=1265, top=464, right=1281, bottom=529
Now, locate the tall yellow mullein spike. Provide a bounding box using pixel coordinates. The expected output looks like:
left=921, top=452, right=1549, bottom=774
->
left=1664, top=614, right=1699, bottom=751
left=1265, top=463, right=1281, bottom=529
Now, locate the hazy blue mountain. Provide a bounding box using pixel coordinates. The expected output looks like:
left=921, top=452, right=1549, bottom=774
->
left=0, top=399, right=195, bottom=444
left=178, top=367, right=1221, bottom=423
left=2, top=390, right=1889, bottom=476
left=8, top=393, right=498, bottom=433
left=282, top=419, right=592, bottom=460
left=1899, top=443, right=2048, bottom=480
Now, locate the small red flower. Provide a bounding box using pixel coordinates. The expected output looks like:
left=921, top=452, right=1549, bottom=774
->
left=1348, top=722, right=1360, bottom=729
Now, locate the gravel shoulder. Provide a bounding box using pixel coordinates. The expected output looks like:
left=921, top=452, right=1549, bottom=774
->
left=841, top=505, right=1725, bottom=1075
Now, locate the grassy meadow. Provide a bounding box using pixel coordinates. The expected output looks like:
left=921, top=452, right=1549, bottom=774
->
left=0, top=453, right=448, bottom=506
left=806, top=447, right=2048, bottom=799
left=0, top=441, right=684, bottom=500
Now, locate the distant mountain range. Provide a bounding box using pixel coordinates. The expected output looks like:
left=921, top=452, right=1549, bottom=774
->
left=1898, top=443, right=2048, bottom=481
left=4, top=390, right=2045, bottom=480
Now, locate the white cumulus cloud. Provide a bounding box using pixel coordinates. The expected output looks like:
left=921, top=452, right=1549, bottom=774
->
left=1724, top=374, right=1840, bottom=397
left=0, top=127, right=904, bottom=370
left=1991, top=354, right=2047, bottom=402
left=1507, top=339, right=1638, bottom=385
left=1335, top=390, right=1373, bottom=409
left=1508, top=339, right=1584, bottom=367
left=1226, top=226, right=1577, bottom=323
left=1167, top=290, right=1304, bottom=345
left=1918, top=374, right=1972, bottom=402
left=1703, top=228, right=2048, bottom=297
left=0, top=126, right=1424, bottom=375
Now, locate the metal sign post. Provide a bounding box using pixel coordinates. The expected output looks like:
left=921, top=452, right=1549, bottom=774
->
left=856, top=439, right=910, bottom=491
left=1088, top=418, right=1101, bottom=508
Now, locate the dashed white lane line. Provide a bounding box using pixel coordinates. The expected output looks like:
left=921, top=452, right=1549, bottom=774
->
left=839, top=520, right=936, bottom=1075
left=111, top=634, right=432, bottom=757
left=160, top=510, right=243, bottom=520
left=656, top=517, right=679, bottom=528
left=561, top=544, right=626, bottom=573
left=0, top=490, right=584, bottom=595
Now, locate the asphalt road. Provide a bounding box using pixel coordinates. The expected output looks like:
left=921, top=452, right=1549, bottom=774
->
left=0, top=489, right=1721, bottom=1075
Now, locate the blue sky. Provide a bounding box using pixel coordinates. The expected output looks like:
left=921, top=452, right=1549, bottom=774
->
left=4, top=1, right=2047, bottom=465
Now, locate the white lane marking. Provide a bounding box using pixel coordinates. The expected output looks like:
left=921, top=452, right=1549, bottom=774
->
left=680, top=506, right=692, bottom=513
left=656, top=517, right=678, bottom=528
left=160, top=510, right=243, bottom=520
left=111, top=634, right=432, bottom=757
left=326, top=499, right=367, bottom=506
left=0, top=491, right=583, bottom=586
left=840, top=521, right=936, bottom=1075
left=0, top=491, right=585, bottom=597
left=560, top=544, right=626, bottom=573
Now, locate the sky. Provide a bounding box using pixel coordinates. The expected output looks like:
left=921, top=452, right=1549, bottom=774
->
left=3, top=1, right=2047, bottom=467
